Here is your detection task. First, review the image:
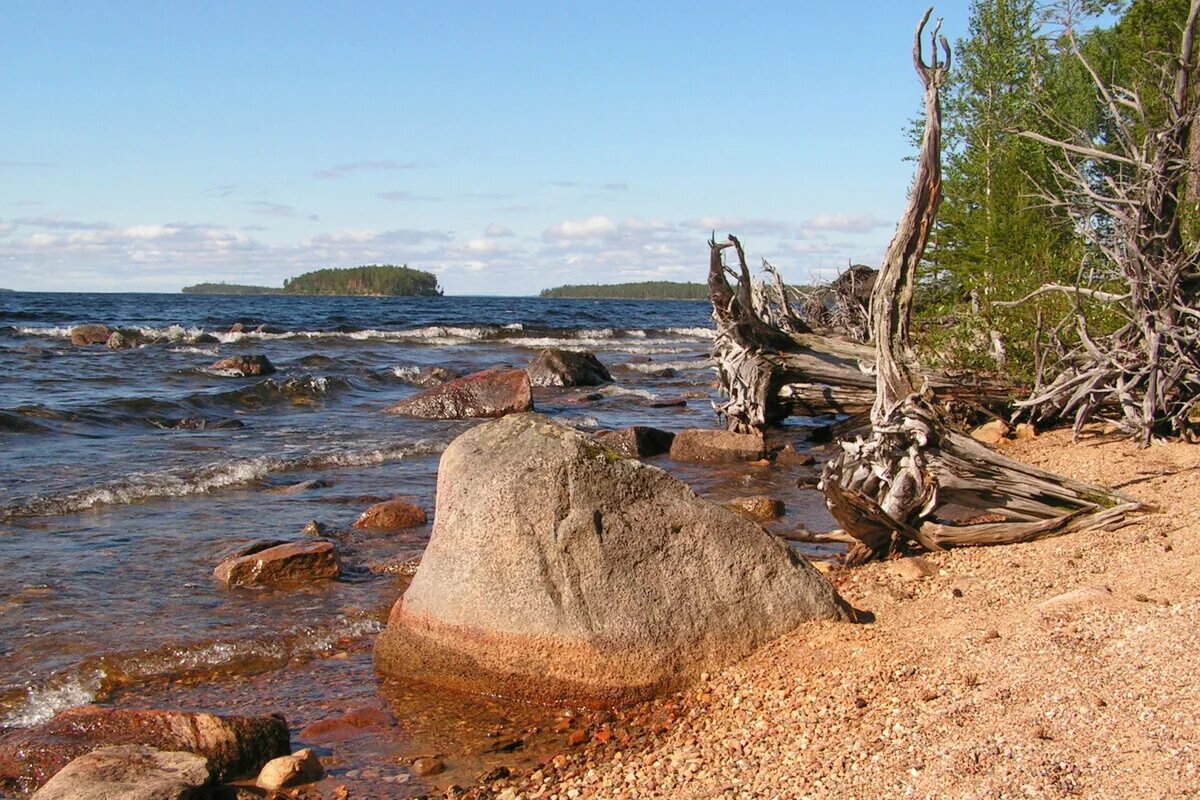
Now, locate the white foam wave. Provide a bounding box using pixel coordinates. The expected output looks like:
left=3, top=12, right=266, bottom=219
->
left=1, top=441, right=443, bottom=519
left=623, top=358, right=714, bottom=373
left=0, top=671, right=104, bottom=728
left=665, top=326, right=715, bottom=338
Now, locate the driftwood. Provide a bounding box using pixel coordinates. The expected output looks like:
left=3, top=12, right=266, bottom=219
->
left=708, top=237, right=1008, bottom=431
left=813, top=9, right=1144, bottom=565
left=1010, top=0, right=1200, bottom=445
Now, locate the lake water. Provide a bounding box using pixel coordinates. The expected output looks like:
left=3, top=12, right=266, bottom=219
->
left=0, top=292, right=838, bottom=794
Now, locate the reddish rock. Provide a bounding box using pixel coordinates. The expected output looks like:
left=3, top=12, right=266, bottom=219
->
left=352, top=498, right=427, bottom=531
left=214, top=540, right=340, bottom=587
left=0, top=707, right=289, bottom=795
left=411, top=757, right=445, bottom=776
left=209, top=354, right=275, bottom=376
left=970, top=419, right=1010, bottom=445
left=727, top=496, right=786, bottom=521
left=669, top=428, right=766, bottom=463
left=594, top=426, right=675, bottom=458
left=383, top=368, right=533, bottom=419
left=526, top=348, right=612, bottom=387
left=566, top=729, right=588, bottom=747
left=69, top=324, right=111, bottom=346
left=299, top=707, right=396, bottom=743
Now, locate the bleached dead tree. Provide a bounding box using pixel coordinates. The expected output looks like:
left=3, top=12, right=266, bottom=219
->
left=816, top=9, right=1142, bottom=564
left=1008, top=0, right=1200, bottom=445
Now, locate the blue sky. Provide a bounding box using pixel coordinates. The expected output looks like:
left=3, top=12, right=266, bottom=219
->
left=0, top=1, right=972, bottom=294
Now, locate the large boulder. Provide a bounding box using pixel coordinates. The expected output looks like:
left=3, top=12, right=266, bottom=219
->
left=375, top=414, right=848, bottom=706
left=208, top=355, right=275, bottom=376
left=383, top=367, right=533, bottom=419
left=69, top=324, right=111, bottom=346
left=669, top=428, right=766, bottom=463
left=30, top=745, right=210, bottom=800
left=526, top=348, right=612, bottom=387
left=0, top=707, right=289, bottom=794
left=213, top=540, right=340, bottom=587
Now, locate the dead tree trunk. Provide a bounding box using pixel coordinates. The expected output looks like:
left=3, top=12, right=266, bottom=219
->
left=818, top=9, right=1142, bottom=565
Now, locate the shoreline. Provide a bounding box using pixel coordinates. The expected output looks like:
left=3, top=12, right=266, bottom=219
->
left=474, top=427, right=1199, bottom=799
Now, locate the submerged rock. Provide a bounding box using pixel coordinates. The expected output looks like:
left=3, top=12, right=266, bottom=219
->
left=214, top=540, right=340, bottom=587
left=669, top=428, right=766, bottom=463
left=0, top=707, right=289, bottom=794
left=29, top=745, right=210, bottom=800
left=526, top=348, right=612, bottom=387
left=593, top=426, right=675, bottom=458
left=375, top=414, right=848, bottom=706
left=106, top=329, right=146, bottom=349
left=209, top=354, right=276, bottom=376
left=406, top=366, right=461, bottom=387
left=69, top=324, right=111, bottom=346
left=352, top=498, right=427, bottom=531
left=383, top=367, right=533, bottom=419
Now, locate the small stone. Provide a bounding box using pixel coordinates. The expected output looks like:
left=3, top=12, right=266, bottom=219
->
left=775, top=444, right=816, bottom=466
left=352, top=498, right=427, bottom=531
left=886, top=556, right=938, bottom=581
left=950, top=587, right=963, bottom=598
left=477, top=765, right=511, bottom=782
left=726, top=496, right=786, bottom=521
left=411, top=756, right=445, bottom=776
left=1013, top=422, right=1037, bottom=440
left=567, top=729, right=589, bottom=747
left=300, top=520, right=328, bottom=537
left=256, top=748, right=324, bottom=791
left=970, top=419, right=1011, bottom=445
left=209, top=354, right=275, bottom=376
left=983, top=629, right=1001, bottom=642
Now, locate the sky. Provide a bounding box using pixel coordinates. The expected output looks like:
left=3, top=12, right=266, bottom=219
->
left=0, top=1, right=974, bottom=295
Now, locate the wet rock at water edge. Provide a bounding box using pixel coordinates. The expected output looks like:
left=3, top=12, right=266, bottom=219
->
left=0, top=706, right=289, bottom=794
left=69, top=324, right=111, bottom=346
left=269, top=478, right=331, bottom=495
left=213, top=540, right=341, bottom=587
left=526, top=348, right=613, bottom=387
left=209, top=354, right=276, bottom=376
left=669, top=428, right=766, bottom=463
left=191, top=332, right=220, bottom=344
left=107, top=328, right=147, bottom=349
left=593, top=426, right=675, bottom=458
left=383, top=367, right=533, bottom=419
left=375, top=413, right=849, bottom=706
left=299, top=707, right=397, bottom=743
left=256, top=748, right=323, bottom=792
left=352, top=498, right=427, bottom=531
left=406, top=366, right=461, bottom=387
left=29, top=745, right=210, bottom=800
left=727, top=495, right=786, bottom=521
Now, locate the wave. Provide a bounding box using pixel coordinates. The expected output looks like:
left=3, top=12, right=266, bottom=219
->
left=0, top=439, right=443, bottom=519
left=622, top=358, right=714, bottom=373
left=13, top=322, right=715, bottom=347
left=0, top=614, right=382, bottom=728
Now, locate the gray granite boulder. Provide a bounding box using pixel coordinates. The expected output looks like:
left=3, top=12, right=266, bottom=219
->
left=375, top=414, right=848, bottom=706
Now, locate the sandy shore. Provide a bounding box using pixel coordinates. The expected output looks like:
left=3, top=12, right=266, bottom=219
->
left=488, top=428, right=1200, bottom=799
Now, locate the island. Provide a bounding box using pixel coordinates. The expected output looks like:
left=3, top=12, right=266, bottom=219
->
left=539, top=281, right=708, bottom=300
left=182, top=264, right=442, bottom=296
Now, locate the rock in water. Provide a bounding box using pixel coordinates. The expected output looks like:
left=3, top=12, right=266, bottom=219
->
left=375, top=414, right=848, bottom=706
left=669, top=428, right=766, bottom=463
left=213, top=540, right=340, bottom=587
left=593, top=426, right=675, bottom=459
left=383, top=367, right=533, bottom=419
left=352, top=498, right=427, bottom=530
left=727, top=495, right=786, bottom=521
left=209, top=355, right=275, bottom=376
left=29, top=745, right=210, bottom=800
left=0, top=707, right=289, bottom=794
left=69, top=324, right=111, bottom=346
left=526, top=348, right=613, bottom=387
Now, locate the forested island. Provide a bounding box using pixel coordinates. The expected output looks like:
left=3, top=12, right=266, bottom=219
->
left=182, top=265, right=442, bottom=296
left=540, top=281, right=708, bottom=300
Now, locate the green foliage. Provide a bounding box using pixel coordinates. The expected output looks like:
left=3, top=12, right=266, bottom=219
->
left=283, top=264, right=442, bottom=296
left=914, top=0, right=1193, bottom=382
left=540, top=282, right=709, bottom=300
left=181, top=282, right=282, bottom=295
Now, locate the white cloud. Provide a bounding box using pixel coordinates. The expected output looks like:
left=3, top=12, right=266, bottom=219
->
left=801, top=213, right=891, bottom=233
left=680, top=216, right=794, bottom=236
left=314, top=160, right=418, bottom=179
left=484, top=223, right=514, bottom=238
left=542, top=215, right=617, bottom=242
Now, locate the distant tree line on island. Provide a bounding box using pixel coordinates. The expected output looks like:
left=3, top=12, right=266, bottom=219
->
left=540, top=281, right=709, bottom=300
left=182, top=265, right=442, bottom=297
